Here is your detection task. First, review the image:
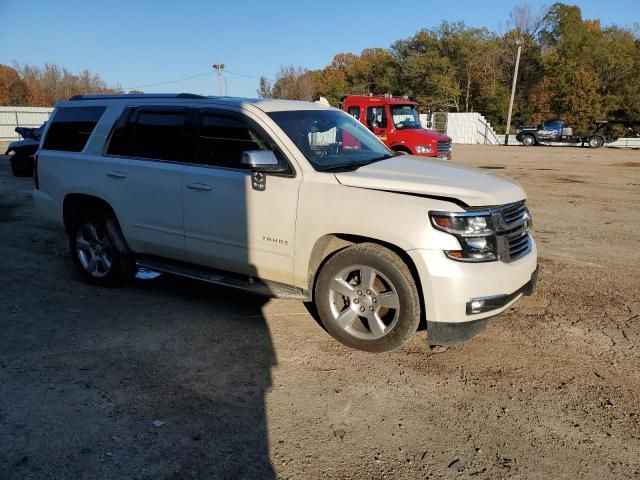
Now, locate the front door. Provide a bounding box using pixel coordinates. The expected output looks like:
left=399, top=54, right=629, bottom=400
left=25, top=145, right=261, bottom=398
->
left=181, top=109, right=300, bottom=285
left=366, top=105, right=389, bottom=143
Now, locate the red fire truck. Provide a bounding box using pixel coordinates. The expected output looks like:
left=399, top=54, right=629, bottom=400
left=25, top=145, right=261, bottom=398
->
left=340, top=95, right=452, bottom=159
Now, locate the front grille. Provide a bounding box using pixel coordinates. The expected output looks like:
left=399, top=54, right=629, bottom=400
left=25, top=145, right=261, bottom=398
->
left=505, top=226, right=530, bottom=260
left=494, top=201, right=531, bottom=262
left=437, top=141, right=451, bottom=153
left=502, top=201, right=528, bottom=225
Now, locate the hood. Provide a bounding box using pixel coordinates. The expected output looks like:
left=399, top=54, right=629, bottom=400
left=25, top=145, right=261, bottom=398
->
left=334, top=156, right=526, bottom=207
left=395, top=128, right=450, bottom=142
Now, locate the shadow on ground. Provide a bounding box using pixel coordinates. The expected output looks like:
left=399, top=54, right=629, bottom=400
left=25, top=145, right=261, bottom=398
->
left=0, top=268, right=277, bottom=479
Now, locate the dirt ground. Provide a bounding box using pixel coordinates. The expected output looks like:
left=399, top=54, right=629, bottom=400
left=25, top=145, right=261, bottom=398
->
left=0, top=145, right=639, bottom=479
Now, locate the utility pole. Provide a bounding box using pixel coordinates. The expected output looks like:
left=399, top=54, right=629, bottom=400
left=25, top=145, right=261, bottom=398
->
left=212, top=64, right=225, bottom=96
left=504, top=40, right=523, bottom=146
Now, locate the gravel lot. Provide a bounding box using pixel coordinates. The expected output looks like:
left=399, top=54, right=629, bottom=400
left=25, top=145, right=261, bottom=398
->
left=1, top=145, right=639, bottom=479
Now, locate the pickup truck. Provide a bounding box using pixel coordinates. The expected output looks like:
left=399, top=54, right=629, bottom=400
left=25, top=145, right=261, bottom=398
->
left=515, top=118, right=617, bottom=148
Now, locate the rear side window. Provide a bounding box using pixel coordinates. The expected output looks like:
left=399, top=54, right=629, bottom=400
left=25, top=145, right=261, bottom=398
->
left=196, top=113, right=270, bottom=169
left=107, top=108, right=189, bottom=162
left=347, top=106, right=360, bottom=120
left=42, top=106, right=106, bottom=152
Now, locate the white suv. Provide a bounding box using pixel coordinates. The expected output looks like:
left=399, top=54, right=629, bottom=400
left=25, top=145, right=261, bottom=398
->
left=34, top=94, right=537, bottom=352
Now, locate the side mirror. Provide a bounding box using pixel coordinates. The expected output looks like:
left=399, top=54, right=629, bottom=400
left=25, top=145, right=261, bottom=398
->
left=241, top=150, right=286, bottom=173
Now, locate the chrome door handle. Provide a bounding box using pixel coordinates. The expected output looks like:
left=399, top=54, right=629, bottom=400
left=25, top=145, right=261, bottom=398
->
left=107, top=171, right=127, bottom=179
left=187, top=183, right=212, bottom=191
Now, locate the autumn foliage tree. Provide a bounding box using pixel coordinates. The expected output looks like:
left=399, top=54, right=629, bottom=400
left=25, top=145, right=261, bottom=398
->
left=0, top=63, right=122, bottom=107
left=0, top=65, right=28, bottom=106
left=267, top=3, right=640, bottom=132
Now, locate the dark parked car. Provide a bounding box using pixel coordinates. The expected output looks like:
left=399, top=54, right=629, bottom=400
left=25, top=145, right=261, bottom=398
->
left=5, top=124, right=45, bottom=177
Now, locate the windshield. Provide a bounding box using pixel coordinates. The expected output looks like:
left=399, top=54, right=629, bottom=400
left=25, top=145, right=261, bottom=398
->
left=268, top=109, right=392, bottom=171
left=390, top=105, right=421, bottom=129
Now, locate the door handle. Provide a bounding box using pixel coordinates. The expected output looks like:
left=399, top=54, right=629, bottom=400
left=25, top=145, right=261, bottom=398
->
left=187, top=183, right=212, bottom=191
left=107, top=171, right=127, bottom=179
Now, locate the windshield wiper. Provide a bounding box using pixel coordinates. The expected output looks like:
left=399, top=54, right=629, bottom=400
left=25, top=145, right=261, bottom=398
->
left=316, top=154, right=395, bottom=172
left=316, top=162, right=365, bottom=172
left=367, top=153, right=396, bottom=162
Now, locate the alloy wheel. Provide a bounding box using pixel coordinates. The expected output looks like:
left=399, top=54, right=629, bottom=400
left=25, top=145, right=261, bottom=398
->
left=75, top=223, right=113, bottom=278
left=327, top=265, right=400, bottom=340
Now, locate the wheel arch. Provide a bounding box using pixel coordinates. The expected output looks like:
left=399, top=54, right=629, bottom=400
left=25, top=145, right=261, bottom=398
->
left=63, top=193, right=119, bottom=235
left=390, top=145, right=412, bottom=154
left=306, top=233, right=427, bottom=328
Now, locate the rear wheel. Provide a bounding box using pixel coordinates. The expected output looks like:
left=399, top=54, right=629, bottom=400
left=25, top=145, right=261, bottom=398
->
left=314, top=243, right=420, bottom=352
left=69, top=214, right=135, bottom=285
left=521, top=134, right=536, bottom=146
left=588, top=136, right=604, bottom=148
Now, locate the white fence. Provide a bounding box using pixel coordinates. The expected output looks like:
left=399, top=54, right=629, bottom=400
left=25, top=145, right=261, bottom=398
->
left=421, top=112, right=500, bottom=144
left=0, top=106, right=54, bottom=141
left=608, top=137, right=640, bottom=148
left=422, top=111, right=640, bottom=149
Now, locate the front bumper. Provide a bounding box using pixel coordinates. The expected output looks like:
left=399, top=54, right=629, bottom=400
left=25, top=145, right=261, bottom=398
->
left=466, top=266, right=538, bottom=314
left=426, top=267, right=538, bottom=346
left=407, top=240, right=537, bottom=345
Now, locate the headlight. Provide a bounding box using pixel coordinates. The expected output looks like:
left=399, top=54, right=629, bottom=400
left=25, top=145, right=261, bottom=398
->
left=430, top=211, right=497, bottom=262
left=415, top=145, right=433, bottom=154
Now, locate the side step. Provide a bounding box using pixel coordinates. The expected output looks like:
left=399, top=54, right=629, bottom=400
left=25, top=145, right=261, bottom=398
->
left=135, top=255, right=309, bottom=301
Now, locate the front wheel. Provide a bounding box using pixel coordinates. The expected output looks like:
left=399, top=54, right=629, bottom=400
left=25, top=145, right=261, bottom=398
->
left=314, top=243, right=421, bottom=352
left=521, top=134, right=536, bottom=146
left=588, top=136, right=604, bottom=148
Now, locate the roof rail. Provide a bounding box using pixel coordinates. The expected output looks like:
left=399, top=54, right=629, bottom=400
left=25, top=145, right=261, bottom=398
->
left=69, top=93, right=209, bottom=101
left=341, top=93, right=412, bottom=101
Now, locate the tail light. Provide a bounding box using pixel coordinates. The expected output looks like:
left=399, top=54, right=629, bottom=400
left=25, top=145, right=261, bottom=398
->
left=33, top=152, right=39, bottom=189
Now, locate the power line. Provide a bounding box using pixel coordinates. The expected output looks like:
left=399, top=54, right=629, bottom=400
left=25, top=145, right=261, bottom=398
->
left=225, top=70, right=264, bottom=80
left=122, top=71, right=213, bottom=90
left=120, top=68, right=273, bottom=92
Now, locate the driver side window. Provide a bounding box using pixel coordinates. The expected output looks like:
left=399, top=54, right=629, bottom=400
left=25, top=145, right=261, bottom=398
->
left=196, top=113, right=270, bottom=169
left=366, top=106, right=387, bottom=129
left=543, top=120, right=563, bottom=131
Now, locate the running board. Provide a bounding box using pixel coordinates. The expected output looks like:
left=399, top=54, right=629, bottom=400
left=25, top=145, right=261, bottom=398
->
left=135, top=255, right=309, bottom=301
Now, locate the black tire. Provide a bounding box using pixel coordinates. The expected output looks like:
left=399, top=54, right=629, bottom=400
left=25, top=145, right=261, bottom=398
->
left=392, top=148, right=409, bottom=155
left=588, top=136, right=604, bottom=148
left=521, top=134, right=536, bottom=146
left=314, top=243, right=421, bottom=352
left=69, top=213, right=136, bottom=286
left=10, top=155, right=33, bottom=177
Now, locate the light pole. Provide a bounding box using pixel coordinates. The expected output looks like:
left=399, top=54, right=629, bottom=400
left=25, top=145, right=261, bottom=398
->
left=212, top=64, right=225, bottom=96
left=504, top=40, right=523, bottom=146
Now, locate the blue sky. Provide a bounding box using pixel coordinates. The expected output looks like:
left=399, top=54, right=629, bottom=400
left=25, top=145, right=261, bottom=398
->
left=1, top=0, right=638, bottom=98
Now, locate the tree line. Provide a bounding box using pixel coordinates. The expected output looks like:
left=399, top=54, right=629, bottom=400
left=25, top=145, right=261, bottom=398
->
left=0, top=63, right=141, bottom=107
left=259, top=3, right=640, bottom=132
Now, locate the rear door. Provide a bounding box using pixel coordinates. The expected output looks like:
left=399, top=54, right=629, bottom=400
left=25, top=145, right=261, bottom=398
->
left=101, top=106, right=191, bottom=260
left=181, top=108, right=300, bottom=284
